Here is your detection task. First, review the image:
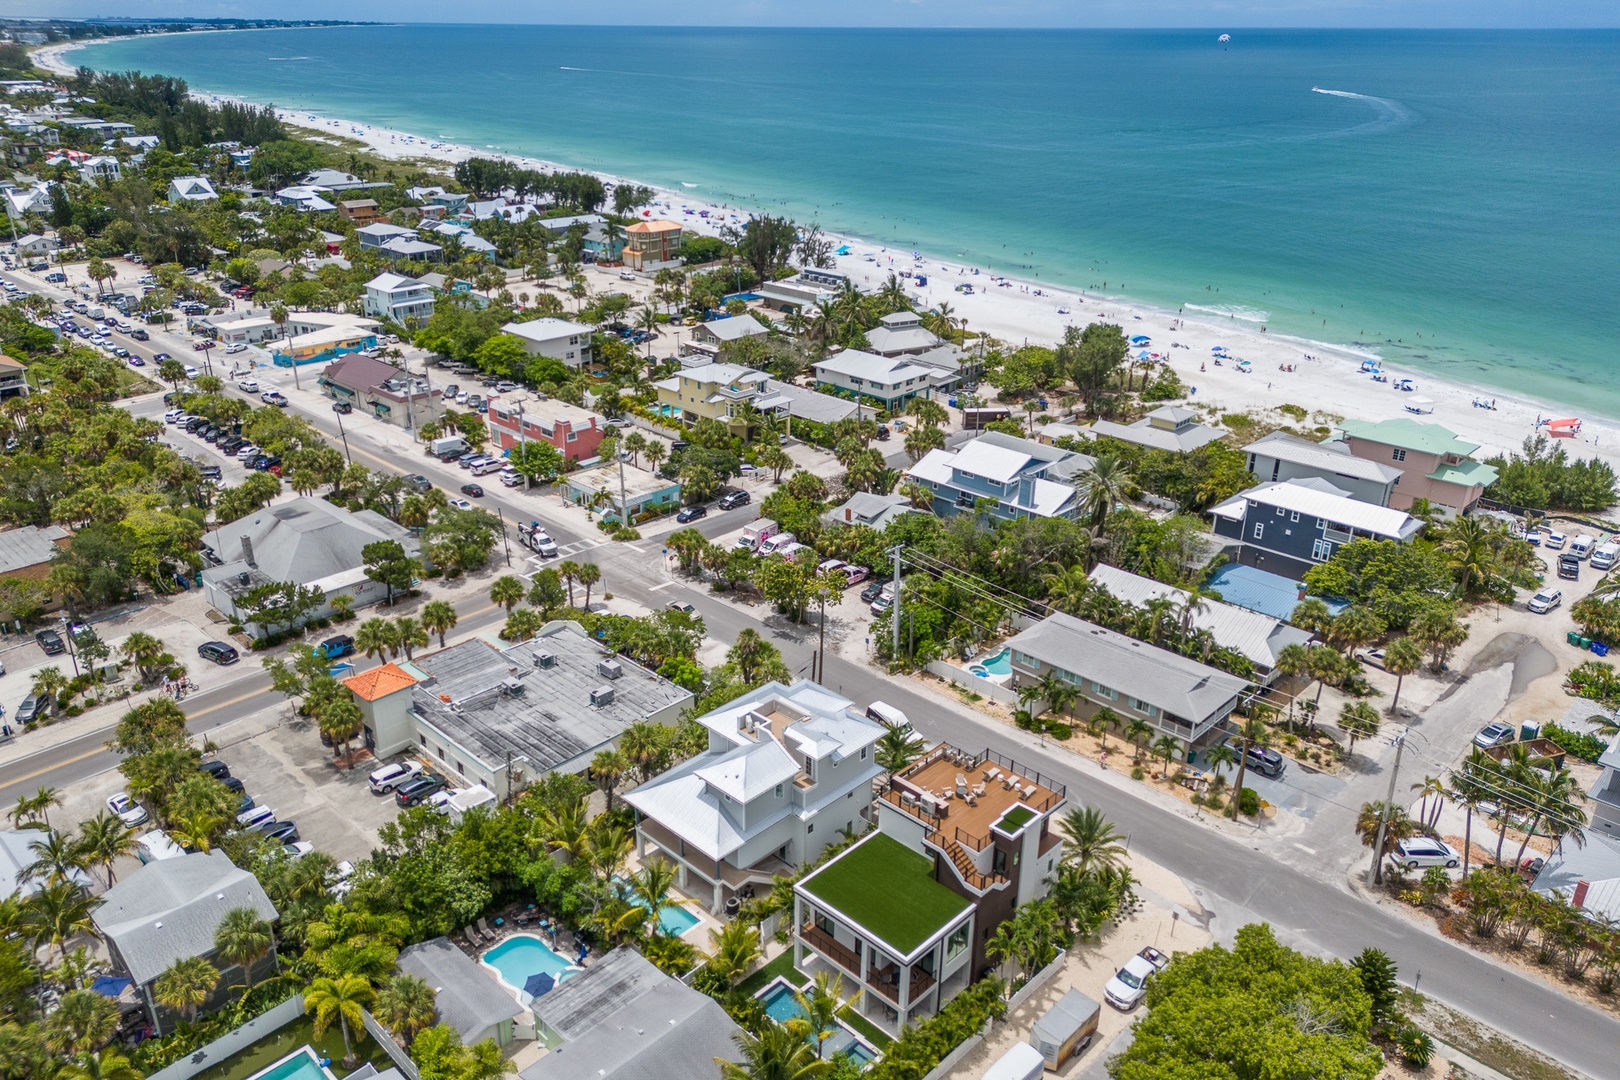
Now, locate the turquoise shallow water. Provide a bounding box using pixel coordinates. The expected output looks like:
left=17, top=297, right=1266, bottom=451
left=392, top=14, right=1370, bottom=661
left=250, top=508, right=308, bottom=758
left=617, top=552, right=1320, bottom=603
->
left=78, top=26, right=1620, bottom=417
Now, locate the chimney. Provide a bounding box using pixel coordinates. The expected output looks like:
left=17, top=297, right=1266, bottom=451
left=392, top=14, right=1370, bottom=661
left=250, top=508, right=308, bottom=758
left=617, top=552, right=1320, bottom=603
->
left=1573, top=879, right=1590, bottom=909
left=241, top=536, right=256, bottom=567
left=845, top=508, right=852, bottom=522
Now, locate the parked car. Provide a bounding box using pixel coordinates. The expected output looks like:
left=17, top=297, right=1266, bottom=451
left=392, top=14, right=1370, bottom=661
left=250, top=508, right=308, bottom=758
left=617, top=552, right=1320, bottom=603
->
left=258, top=820, right=300, bottom=844
left=460, top=483, right=484, bottom=498
left=844, top=565, right=871, bottom=586
left=199, top=758, right=232, bottom=781
left=368, top=761, right=424, bottom=794
left=107, top=793, right=149, bottom=827
left=34, top=628, right=65, bottom=655
left=395, top=775, right=449, bottom=807
left=675, top=504, right=708, bottom=523
left=1474, top=722, right=1516, bottom=749
left=718, top=490, right=751, bottom=511
left=1103, top=952, right=1161, bottom=1010
left=403, top=474, right=432, bottom=493
left=198, top=641, right=240, bottom=665
left=1527, top=588, right=1562, bottom=614
left=860, top=579, right=890, bottom=604
left=314, top=635, right=355, bottom=660
left=332, top=401, right=353, bottom=414
left=1390, top=837, right=1460, bottom=870
left=1242, top=745, right=1287, bottom=778
left=428, top=788, right=466, bottom=815
left=14, top=693, right=52, bottom=725
left=224, top=343, right=247, bottom=354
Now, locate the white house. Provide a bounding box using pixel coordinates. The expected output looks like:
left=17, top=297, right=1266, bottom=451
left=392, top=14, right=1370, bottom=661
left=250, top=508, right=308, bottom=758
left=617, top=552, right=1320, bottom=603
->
left=626, top=680, right=887, bottom=913
left=502, top=317, right=595, bottom=368
left=167, top=176, right=218, bottom=202
left=812, top=349, right=946, bottom=410
left=363, top=272, right=437, bottom=324
left=275, top=186, right=337, bottom=213
left=77, top=155, right=121, bottom=183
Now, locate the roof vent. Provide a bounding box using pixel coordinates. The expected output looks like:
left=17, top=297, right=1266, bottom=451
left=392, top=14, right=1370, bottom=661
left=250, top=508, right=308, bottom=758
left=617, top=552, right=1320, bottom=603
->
left=589, top=686, right=615, bottom=707
left=598, top=658, right=623, bottom=680
left=532, top=651, right=556, bottom=669
left=501, top=677, right=524, bottom=696
left=237, top=572, right=251, bottom=587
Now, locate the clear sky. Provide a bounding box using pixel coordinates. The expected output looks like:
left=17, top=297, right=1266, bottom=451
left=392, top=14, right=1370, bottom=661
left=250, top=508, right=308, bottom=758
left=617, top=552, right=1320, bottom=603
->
left=21, top=1, right=1620, bottom=28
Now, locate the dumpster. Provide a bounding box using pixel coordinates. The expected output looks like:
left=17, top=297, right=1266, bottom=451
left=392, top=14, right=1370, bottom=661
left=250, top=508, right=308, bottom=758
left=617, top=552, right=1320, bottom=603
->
left=1568, top=630, right=1585, bottom=647
left=1031, top=989, right=1101, bottom=1069
left=1594, top=641, right=1611, bottom=657
left=982, top=1043, right=1044, bottom=1080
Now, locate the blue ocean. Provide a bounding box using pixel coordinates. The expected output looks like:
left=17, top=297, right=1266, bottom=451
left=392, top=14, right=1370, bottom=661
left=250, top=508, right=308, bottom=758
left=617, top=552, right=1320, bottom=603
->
left=79, top=27, right=1620, bottom=417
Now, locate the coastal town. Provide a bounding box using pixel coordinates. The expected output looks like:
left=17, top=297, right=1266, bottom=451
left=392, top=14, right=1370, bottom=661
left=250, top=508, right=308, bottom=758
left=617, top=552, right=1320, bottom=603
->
left=0, top=25, right=1617, bottom=1080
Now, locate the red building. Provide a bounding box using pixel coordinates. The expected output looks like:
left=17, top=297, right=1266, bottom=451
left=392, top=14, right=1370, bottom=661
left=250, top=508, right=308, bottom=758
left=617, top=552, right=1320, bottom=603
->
left=487, top=398, right=607, bottom=462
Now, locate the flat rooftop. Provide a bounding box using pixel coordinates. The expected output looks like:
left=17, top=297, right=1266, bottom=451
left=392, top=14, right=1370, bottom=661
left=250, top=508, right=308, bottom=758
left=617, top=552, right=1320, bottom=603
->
left=881, top=744, right=1065, bottom=841
left=798, top=832, right=970, bottom=955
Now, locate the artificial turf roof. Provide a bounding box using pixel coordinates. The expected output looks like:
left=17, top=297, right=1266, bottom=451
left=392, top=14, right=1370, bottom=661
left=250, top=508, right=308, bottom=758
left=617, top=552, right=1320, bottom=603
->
left=799, top=833, right=971, bottom=956
left=996, top=806, right=1035, bottom=832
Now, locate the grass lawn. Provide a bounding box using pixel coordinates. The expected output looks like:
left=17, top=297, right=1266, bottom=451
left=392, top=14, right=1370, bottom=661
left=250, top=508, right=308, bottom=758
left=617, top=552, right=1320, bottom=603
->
left=799, top=833, right=971, bottom=955
left=838, top=1005, right=894, bottom=1050
left=738, top=949, right=807, bottom=998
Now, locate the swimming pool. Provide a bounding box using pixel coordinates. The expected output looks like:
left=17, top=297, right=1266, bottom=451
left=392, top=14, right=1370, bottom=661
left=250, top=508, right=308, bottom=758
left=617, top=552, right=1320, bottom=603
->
left=247, top=1048, right=335, bottom=1080
left=481, top=934, right=580, bottom=1000
left=970, top=646, right=1012, bottom=677
left=754, top=978, right=880, bottom=1069
left=613, top=877, right=701, bottom=936
left=759, top=981, right=806, bottom=1024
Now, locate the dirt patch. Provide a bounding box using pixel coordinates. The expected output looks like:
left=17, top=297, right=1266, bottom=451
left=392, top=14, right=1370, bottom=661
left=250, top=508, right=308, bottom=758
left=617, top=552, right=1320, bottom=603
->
left=1414, top=997, right=1582, bottom=1080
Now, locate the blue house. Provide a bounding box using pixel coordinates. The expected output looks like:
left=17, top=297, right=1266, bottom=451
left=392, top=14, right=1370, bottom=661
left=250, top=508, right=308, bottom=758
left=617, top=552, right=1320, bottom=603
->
left=1209, top=478, right=1424, bottom=580
left=904, top=431, right=1093, bottom=522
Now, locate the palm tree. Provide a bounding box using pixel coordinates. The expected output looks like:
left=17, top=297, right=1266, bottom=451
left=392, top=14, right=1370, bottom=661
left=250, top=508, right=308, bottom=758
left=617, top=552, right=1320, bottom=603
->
left=875, top=725, right=924, bottom=775
left=1383, top=637, right=1423, bottom=715
left=421, top=600, right=458, bottom=648
left=12, top=785, right=61, bottom=829
left=1441, top=515, right=1495, bottom=597
left=1204, top=741, right=1238, bottom=784
left=373, top=973, right=437, bottom=1043
left=789, top=973, right=859, bottom=1060
left=591, top=748, right=629, bottom=812
left=214, top=907, right=274, bottom=994
left=1339, top=701, right=1381, bottom=761
left=1411, top=775, right=1448, bottom=831
left=1331, top=606, right=1385, bottom=658
left=1059, top=806, right=1128, bottom=877
left=1124, top=717, right=1153, bottom=762
left=24, top=828, right=88, bottom=888
left=626, top=859, right=689, bottom=937
left=1448, top=766, right=1488, bottom=876
left=717, top=1023, right=830, bottom=1080
left=393, top=616, right=429, bottom=661
left=42, top=989, right=120, bottom=1055
left=706, top=920, right=762, bottom=989
left=57, top=1052, right=142, bottom=1080
left=1356, top=800, right=1414, bottom=885
left=1077, top=455, right=1134, bottom=533
left=1273, top=642, right=1312, bottom=722
left=305, top=974, right=375, bottom=1068
left=577, top=563, right=603, bottom=608
left=1226, top=714, right=1269, bottom=820
left=26, top=880, right=98, bottom=962
left=1151, top=735, right=1180, bottom=779
left=558, top=561, right=581, bottom=607
left=489, top=575, right=526, bottom=613
left=1087, top=707, right=1116, bottom=750
left=153, top=956, right=220, bottom=1024
left=354, top=617, right=395, bottom=662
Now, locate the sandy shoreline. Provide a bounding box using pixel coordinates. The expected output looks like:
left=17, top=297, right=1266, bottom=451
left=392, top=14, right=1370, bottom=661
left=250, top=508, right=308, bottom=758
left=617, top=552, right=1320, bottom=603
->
left=33, top=36, right=1620, bottom=472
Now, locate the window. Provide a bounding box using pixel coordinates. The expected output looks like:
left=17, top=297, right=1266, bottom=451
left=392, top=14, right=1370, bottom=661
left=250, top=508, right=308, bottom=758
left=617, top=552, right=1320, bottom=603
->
left=1252, top=522, right=1265, bottom=540
left=860, top=747, right=868, bottom=760
left=946, top=924, right=970, bottom=959
left=1275, top=506, right=1286, bottom=517
left=418, top=735, right=427, bottom=748
left=807, top=823, right=814, bottom=834
left=1289, top=510, right=1300, bottom=522
left=455, top=761, right=464, bottom=775
left=1090, top=681, right=1119, bottom=701
left=566, top=431, right=576, bottom=441
left=436, top=747, right=445, bottom=761
left=1312, top=538, right=1335, bottom=561
left=1392, top=448, right=1407, bottom=462
left=775, top=784, right=783, bottom=799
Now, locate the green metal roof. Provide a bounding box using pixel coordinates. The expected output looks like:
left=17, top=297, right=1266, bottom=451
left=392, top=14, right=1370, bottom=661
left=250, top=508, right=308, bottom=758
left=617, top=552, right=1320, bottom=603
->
left=1339, top=417, right=1481, bottom=457
left=799, top=833, right=970, bottom=956
left=1426, top=459, right=1499, bottom=487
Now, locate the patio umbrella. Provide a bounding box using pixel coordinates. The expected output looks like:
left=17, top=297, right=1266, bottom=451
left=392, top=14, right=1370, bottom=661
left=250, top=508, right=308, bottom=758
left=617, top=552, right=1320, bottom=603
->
left=90, top=976, right=131, bottom=998
left=523, top=972, right=556, bottom=998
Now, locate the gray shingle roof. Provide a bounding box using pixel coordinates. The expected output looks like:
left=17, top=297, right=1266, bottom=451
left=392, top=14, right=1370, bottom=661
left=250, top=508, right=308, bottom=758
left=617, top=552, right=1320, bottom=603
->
left=200, top=497, right=419, bottom=588
left=1005, top=613, right=1249, bottom=724
left=92, top=851, right=277, bottom=986
left=397, top=937, right=525, bottom=1043
left=0, top=525, right=68, bottom=575
left=1244, top=431, right=1403, bottom=484
left=522, top=948, right=742, bottom=1080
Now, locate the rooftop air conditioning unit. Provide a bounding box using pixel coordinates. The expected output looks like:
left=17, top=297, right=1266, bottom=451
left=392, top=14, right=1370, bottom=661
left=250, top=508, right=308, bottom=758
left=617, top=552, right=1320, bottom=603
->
left=501, top=677, right=524, bottom=696
left=589, top=686, right=615, bottom=707
left=598, top=659, right=623, bottom=680
left=532, top=651, right=556, bottom=669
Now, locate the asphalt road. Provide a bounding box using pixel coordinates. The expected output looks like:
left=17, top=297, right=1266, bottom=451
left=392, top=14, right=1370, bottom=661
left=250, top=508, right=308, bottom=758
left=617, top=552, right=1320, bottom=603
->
left=4, top=268, right=1614, bottom=1077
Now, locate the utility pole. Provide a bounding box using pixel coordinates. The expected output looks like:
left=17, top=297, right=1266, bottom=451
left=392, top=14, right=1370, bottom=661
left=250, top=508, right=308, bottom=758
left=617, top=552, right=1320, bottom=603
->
left=617, top=450, right=628, bottom=527
left=890, top=544, right=903, bottom=661
left=333, top=407, right=352, bottom=464
left=496, top=508, right=512, bottom=567
left=1370, top=728, right=1407, bottom=886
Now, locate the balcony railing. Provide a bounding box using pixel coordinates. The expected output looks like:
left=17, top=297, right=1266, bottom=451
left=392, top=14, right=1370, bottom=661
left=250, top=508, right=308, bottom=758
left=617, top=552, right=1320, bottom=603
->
left=866, top=964, right=938, bottom=1004
left=800, top=923, right=861, bottom=977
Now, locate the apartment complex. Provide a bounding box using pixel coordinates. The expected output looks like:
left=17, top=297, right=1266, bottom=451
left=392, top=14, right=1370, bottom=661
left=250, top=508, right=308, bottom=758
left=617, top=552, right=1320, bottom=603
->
left=486, top=398, right=606, bottom=462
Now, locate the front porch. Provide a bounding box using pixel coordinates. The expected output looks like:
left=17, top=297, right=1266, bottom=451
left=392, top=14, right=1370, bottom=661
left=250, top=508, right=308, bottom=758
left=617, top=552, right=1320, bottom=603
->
left=634, top=816, right=793, bottom=915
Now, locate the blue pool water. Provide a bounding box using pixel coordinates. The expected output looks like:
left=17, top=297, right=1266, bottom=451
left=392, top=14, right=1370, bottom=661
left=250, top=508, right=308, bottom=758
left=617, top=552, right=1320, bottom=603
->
left=760, top=982, right=806, bottom=1024
left=755, top=981, right=879, bottom=1068
left=613, top=877, right=701, bottom=936
left=481, top=935, right=576, bottom=993
left=248, top=1049, right=332, bottom=1080
left=971, top=647, right=1012, bottom=677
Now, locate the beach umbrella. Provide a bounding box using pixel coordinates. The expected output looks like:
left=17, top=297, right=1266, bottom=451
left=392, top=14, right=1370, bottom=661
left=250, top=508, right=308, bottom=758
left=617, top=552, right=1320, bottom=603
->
left=523, top=972, right=556, bottom=998
left=1136, top=351, right=1151, bottom=360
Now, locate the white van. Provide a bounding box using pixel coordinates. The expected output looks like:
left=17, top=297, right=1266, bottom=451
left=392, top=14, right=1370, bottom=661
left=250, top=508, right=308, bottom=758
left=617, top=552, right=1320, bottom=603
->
left=1543, top=530, right=1567, bottom=551
left=865, top=701, right=913, bottom=734
left=236, top=805, right=275, bottom=830
left=757, top=532, right=798, bottom=556
left=135, top=829, right=187, bottom=864
left=1571, top=534, right=1596, bottom=560
left=1593, top=542, right=1620, bottom=571
left=471, top=459, right=504, bottom=476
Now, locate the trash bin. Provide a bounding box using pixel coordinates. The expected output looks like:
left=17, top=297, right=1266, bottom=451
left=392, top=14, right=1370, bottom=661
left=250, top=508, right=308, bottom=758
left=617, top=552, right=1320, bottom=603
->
left=1521, top=722, right=1541, bottom=741
left=1568, top=631, right=1585, bottom=647
left=1594, top=641, right=1610, bottom=657
left=1578, top=636, right=1593, bottom=650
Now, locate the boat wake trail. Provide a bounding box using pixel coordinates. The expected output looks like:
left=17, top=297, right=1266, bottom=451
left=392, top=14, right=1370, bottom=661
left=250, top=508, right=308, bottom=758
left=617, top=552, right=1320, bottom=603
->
left=1305, top=86, right=1416, bottom=139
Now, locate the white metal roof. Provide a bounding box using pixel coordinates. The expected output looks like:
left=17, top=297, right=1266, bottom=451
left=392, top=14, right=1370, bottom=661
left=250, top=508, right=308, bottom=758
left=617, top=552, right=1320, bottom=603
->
left=1223, top=479, right=1423, bottom=540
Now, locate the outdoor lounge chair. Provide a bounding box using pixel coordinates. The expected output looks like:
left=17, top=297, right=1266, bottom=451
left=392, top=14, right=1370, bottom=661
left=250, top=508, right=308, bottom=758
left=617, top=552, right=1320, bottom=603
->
left=478, top=917, right=497, bottom=941
left=464, top=924, right=485, bottom=945
left=956, top=773, right=969, bottom=796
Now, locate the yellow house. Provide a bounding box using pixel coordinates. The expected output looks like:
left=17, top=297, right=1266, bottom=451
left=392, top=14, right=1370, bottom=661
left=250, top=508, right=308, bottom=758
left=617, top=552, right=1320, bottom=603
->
left=654, top=361, right=785, bottom=434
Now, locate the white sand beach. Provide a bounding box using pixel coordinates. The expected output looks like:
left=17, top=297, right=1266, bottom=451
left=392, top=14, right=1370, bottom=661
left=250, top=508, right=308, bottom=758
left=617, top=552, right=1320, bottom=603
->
left=33, top=38, right=1620, bottom=470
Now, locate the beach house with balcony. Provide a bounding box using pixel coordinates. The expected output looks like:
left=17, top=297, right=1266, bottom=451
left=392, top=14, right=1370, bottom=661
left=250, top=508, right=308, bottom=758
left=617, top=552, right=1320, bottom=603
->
left=1089, top=405, right=1225, bottom=454
left=501, top=318, right=595, bottom=369
left=812, top=349, right=942, bottom=411
left=1332, top=417, right=1498, bottom=515
left=654, top=361, right=854, bottom=433
left=1243, top=430, right=1402, bottom=507
left=626, top=681, right=886, bottom=915
left=1004, top=613, right=1249, bottom=751
left=363, top=272, right=438, bottom=324
left=166, top=176, right=217, bottom=202
left=622, top=219, right=683, bottom=270
left=904, top=431, right=1093, bottom=522
left=793, top=741, right=1066, bottom=1036
left=1208, top=477, right=1425, bottom=580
